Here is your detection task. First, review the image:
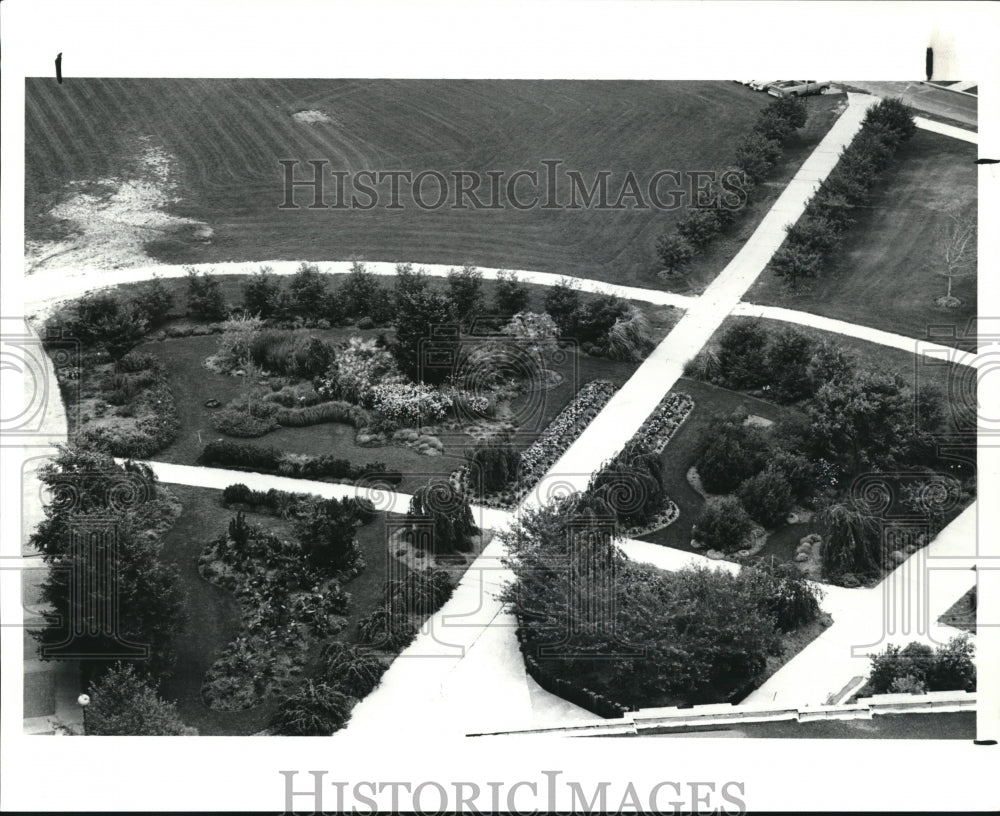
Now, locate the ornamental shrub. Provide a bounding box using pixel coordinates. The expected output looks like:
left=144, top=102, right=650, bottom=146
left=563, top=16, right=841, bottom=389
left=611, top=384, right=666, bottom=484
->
left=692, top=495, right=754, bottom=553
left=242, top=266, right=284, bottom=318
left=494, top=270, right=531, bottom=316
left=739, top=560, right=822, bottom=633
left=465, top=434, right=521, bottom=494
left=370, top=382, right=453, bottom=426
left=269, top=681, right=354, bottom=736
left=738, top=465, right=794, bottom=527
left=185, top=269, right=228, bottom=321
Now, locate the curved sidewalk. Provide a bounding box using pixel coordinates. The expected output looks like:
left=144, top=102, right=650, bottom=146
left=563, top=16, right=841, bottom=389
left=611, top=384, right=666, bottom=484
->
left=732, top=303, right=980, bottom=369
left=23, top=259, right=696, bottom=321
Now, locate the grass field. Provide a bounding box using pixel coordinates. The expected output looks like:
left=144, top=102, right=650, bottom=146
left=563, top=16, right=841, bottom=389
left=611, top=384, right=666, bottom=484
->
left=747, top=129, right=978, bottom=346
left=660, top=93, right=846, bottom=294
left=27, top=78, right=821, bottom=288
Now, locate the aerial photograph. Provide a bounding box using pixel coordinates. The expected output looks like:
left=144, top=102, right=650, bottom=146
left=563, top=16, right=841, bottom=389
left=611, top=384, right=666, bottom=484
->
left=19, top=74, right=980, bottom=747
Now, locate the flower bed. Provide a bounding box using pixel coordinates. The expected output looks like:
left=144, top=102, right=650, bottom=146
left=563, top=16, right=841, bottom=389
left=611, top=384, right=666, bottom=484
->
left=198, top=517, right=366, bottom=711
left=453, top=380, right=619, bottom=509
left=57, top=350, right=182, bottom=459
left=633, top=392, right=695, bottom=454
left=622, top=499, right=680, bottom=538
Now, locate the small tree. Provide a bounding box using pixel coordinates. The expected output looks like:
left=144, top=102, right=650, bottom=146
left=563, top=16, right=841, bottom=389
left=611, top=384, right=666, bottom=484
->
left=677, top=208, right=721, bottom=248
left=407, top=479, right=479, bottom=553
left=771, top=241, right=823, bottom=286
left=293, top=498, right=363, bottom=576
left=755, top=96, right=807, bottom=141
left=542, top=278, right=581, bottom=336
left=740, top=559, right=822, bottom=632
left=785, top=214, right=842, bottom=255
left=734, top=133, right=782, bottom=182
left=806, top=339, right=856, bottom=391
left=446, top=263, right=484, bottom=329
left=393, top=262, right=430, bottom=303
left=98, top=301, right=149, bottom=361
left=185, top=269, right=228, bottom=321
left=465, top=434, right=521, bottom=494
left=926, top=632, right=976, bottom=692
left=738, top=465, right=794, bottom=528
left=575, top=294, right=630, bottom=345
left=655, top=232, right=695, bottom=275
left=133, top=275, right=175, bottom=326
left=589, top=441, right=665, bottom=529
left=765, top=326, right=815, bottom=403
left=341, top=258, right=387, bottom=321
left=692, top=496, right=754, bottom=553
left=286, top=263, right=328, bottom=320
left=269, top=680, right=354, bottom=736
left=390, top=288, right=455, bottom=382
left=863, top=97, right=917, bottom=142
left=242, top=266, right=283, bottom=318
left=935, top=206, right=977, bottom=307
left=86, top=663, right=196, bottom=735
left=717, top=319, right=770, bottom=389
left=696, top=415, right=771, bottom=494
left=818, top=501, right=883, bottom=580
left=494, top=270, right=531, bottom=316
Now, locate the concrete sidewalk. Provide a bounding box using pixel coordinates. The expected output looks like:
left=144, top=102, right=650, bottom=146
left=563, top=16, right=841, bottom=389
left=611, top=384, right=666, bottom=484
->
left=732, top=303, right=980, bottom=368
left=743, top=504, right=978, bottom=706
left=525, top=93, right=879, bottom=506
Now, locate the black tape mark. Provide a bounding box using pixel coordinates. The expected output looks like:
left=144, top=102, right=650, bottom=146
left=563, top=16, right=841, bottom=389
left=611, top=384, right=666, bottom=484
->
left=926, top=47, right=933, bottom=81
left=55, top=52, right=63, bottom=84
left=976, top=159, right=999, bottom=165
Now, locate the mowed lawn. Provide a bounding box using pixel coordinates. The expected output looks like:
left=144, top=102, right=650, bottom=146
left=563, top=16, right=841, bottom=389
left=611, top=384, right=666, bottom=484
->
left=27, top=78, right=778, bottom=288
left=747, top=129, right=978, bottom=347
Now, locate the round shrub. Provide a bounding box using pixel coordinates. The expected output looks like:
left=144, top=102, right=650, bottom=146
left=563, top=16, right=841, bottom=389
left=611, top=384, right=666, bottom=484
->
left=321, top=644, right=387, bottom=699
left=269, top=680, right=354, bottom=736
left=696, top=415, right=771, bottom=494
left=692, top=496, right=754, bottom=553
left=737, top=466, right=794, bottom=527
left=211, top=404, right=279, bottom=438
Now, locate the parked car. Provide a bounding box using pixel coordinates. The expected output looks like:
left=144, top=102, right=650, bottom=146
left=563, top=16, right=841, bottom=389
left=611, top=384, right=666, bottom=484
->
left=766, top=80, right=831, bottom=98
left=748, top=79, right=780, bottom=91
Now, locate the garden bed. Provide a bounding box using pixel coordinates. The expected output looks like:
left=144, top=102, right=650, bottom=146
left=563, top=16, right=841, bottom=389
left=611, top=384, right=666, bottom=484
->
left=50, top=348, right=181, bottom=459
left=451, top=379, right=619, bottom=509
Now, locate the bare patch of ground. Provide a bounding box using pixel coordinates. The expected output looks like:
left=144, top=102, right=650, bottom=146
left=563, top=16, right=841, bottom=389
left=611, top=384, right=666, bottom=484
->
left=292, top=109, right=333, bottom=124
left=25, top=138, right=209, bottom=273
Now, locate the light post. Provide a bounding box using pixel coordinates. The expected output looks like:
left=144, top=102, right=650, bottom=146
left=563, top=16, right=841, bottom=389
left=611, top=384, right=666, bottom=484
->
left=77, top=693, right=90, bottom=735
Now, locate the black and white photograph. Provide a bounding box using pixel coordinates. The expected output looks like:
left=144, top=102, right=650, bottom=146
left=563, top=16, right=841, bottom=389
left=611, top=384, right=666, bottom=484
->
left=1, top=1, right=997, bottom=813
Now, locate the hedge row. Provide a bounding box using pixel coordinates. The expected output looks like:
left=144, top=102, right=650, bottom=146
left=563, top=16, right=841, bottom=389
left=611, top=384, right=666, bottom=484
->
left=273, top=400, right=371, bottom=429
left=515, top=627, right=628, bottom=719
left=200, top=440, right=402, bottom=484
left=655, top=96, right=809, bottom=276
left=221, top=482, right=376, bottom=523
left=770, top=97, right=917, bottom=286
